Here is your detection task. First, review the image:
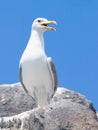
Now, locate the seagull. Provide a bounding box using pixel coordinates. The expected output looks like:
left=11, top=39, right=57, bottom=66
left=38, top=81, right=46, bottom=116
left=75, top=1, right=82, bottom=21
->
left=19, top=17, right=58, bottom=107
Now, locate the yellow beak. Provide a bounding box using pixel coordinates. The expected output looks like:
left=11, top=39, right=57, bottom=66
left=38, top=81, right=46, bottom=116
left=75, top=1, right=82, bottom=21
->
left=41, top=20, right=57, bottom=31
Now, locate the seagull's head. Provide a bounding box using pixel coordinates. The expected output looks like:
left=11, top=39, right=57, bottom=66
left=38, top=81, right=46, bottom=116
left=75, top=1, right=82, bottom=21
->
left=32, top=18, right=57, bottom=32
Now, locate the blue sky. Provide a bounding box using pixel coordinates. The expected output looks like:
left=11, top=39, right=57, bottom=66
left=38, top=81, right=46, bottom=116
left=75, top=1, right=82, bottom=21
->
left=0, top=0, right=98, bottom=110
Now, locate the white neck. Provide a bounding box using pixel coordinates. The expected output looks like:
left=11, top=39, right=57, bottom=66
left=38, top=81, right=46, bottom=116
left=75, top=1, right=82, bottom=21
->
left=28, top=29, right=45, bottom=50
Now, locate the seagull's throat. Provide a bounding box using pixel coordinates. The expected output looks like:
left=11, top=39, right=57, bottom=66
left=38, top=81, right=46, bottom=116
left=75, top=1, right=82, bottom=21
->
left=31, top=30, right=45, bottom=50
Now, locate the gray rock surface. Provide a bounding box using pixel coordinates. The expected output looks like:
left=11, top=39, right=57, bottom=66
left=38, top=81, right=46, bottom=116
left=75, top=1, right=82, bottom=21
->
left=0, top=83, right=98, bottom=130
left=0, top=83, right=36, bottom=117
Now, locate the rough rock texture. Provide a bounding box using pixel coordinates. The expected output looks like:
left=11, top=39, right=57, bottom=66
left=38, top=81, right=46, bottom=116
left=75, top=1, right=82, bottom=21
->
left=0, top=83, right=36, bottom=117
left=0, top=83, right=98, bottom=130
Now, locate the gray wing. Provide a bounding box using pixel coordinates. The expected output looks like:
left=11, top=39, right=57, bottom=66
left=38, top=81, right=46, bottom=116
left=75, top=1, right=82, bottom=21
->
left=47, top=57, right=58, bottom=95
left=19, top=63, right=29, bottom=94
left=19, top=63, right=37, bottom=102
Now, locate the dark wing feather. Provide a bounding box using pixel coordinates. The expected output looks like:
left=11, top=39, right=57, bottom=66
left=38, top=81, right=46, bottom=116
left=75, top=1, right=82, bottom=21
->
left=47, top=57, right=58, bottom=94
left=19, top=64, right=29, bottom=93
left=19, top=64, right=37, bottom=102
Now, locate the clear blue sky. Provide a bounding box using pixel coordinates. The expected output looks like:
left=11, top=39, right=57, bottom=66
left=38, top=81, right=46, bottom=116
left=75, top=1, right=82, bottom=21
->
left=0, top=0, right=98, bottom=111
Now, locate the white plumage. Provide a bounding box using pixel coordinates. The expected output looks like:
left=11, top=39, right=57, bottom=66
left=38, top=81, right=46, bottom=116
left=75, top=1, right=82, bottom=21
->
left=19, top=18, right=57, bottom=107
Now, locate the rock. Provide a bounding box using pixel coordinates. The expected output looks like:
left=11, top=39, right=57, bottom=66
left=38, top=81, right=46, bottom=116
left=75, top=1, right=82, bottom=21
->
left=0, top=83, right=37, bottom=117
left=52, top=87, right=96, bottom=112
left=0, top=83, right=98, bottom=130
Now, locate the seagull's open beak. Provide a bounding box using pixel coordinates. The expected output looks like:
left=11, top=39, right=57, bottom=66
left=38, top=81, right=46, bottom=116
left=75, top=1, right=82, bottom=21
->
left=41, top=20, right=57, bottom=31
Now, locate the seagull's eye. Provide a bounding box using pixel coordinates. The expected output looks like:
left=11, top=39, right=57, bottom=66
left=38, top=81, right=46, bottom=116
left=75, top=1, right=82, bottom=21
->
left=37, top=20, right=41, bottom=23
